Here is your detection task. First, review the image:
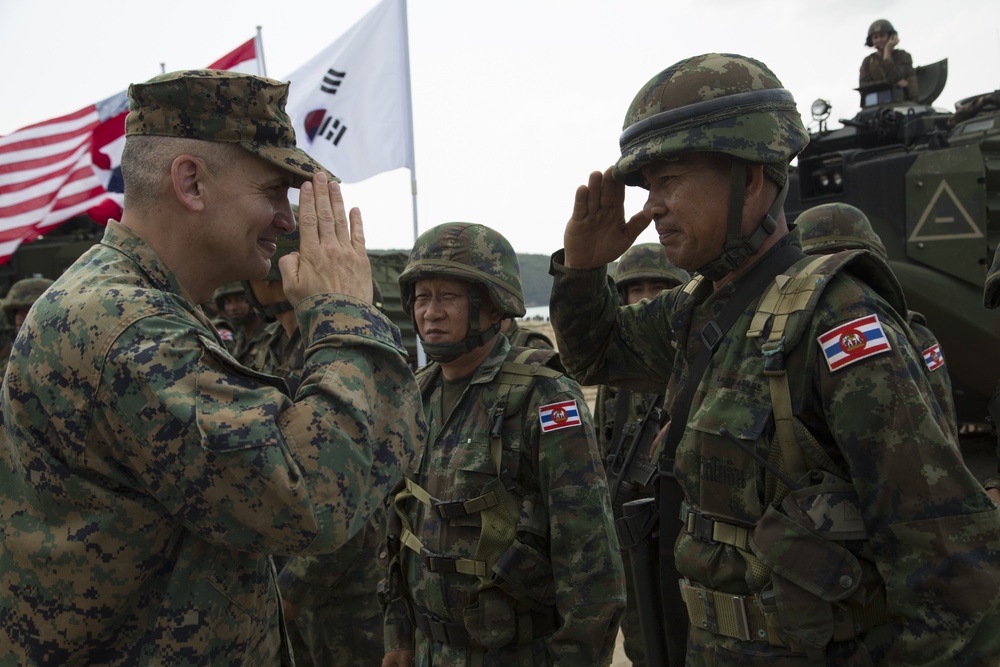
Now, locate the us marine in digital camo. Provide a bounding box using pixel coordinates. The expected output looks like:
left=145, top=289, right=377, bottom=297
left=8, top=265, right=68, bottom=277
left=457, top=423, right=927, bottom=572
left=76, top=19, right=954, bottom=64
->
left=0, top=69, right=421, bottom=666
left=859, top=19, right=919, bottom=101
left=381, top=222, right=625, bottom=667
left=794, top=202, right=958, bottom=440
left=549, top=52, right=1000, bottom=665
left=593, top=243, right=688, bottom=666
left=239, top=225, right=388, bottom=667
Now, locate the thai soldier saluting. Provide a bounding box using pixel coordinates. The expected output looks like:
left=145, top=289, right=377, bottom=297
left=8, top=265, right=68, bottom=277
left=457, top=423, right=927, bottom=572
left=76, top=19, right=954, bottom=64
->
left=549, top=52, right=1000, bottom=665
left=382, top=222, right=625, bottom=667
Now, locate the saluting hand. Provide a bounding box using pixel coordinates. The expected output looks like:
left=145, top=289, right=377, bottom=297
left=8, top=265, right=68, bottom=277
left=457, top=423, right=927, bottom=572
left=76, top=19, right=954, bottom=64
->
left=280, top=173, right=374, bottom=306
left=563, top=166, right=651, bottom=270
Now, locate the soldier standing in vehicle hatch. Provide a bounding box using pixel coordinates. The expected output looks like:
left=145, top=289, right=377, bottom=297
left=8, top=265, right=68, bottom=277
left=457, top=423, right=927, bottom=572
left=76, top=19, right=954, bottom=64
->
left=549, top=52, right=1000, bottom=665
left=860, top=19, right=919, bottom=101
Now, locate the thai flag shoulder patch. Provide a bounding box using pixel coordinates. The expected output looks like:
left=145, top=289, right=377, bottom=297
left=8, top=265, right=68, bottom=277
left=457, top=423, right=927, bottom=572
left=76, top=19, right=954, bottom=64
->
left=923, top=343, right=945, bottom=371
left=539, top=399, right=582, bottom=433
left=817, top=314, right=892, bottom=372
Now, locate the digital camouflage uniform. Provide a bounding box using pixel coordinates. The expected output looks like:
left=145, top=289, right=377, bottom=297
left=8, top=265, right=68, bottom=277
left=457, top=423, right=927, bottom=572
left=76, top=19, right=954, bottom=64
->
left=0, top=277, right=54, bottom=379
left=240, top=230, right=390, bottom=667
left=384, top=222, right=625, bottom=667
left=551, top=54, right=1000, bottom=665
left=859, top=19, right=919, bottom=101
left=593, top=243, right=688, bottom=667
left=0, top=70, right=420, bottom=666
left=795, top=202, right=958, bottom=440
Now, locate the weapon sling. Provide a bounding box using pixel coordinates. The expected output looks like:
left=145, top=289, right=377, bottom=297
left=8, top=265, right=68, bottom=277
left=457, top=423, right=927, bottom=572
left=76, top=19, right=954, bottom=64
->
left=656, top=242, right=804, bottom=664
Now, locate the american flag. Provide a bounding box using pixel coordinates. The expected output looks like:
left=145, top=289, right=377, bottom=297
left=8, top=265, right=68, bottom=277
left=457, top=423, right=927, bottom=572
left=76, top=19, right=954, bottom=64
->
left=0, top=38, right=260, bottom=266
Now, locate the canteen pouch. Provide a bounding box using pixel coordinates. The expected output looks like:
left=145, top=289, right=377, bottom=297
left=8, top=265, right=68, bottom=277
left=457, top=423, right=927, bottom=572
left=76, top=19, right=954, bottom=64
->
left=751, top=472, right=866, bottom=651
left=463, top=587, right=516, bottom=649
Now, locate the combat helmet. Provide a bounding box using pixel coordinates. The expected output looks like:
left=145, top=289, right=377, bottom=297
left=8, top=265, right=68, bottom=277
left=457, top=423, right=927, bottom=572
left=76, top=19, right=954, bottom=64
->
left=212, top=282, right=246, bottom=310
left=796, top=203, right=888, bottom=260
left=2, top=277, right=54, bottom=324
left=985, top=246, right=1000, bottom=308
left=399, top=222, right=525, bottom=362
left=614, top=53, right=809, bottom=281
left=866, top=19, right=897, bottom=47
left=614, top=243, right=690, bottom=299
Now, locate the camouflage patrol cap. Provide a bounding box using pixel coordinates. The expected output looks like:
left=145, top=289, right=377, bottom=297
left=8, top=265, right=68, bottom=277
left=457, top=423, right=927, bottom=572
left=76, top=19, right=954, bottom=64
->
left=2, top=277, right=54, bottom=316
left=126, top=69, right=336, bottom=187
left=985, top=245, right=1000, bottom=308
left=399, top=222, right=526, bottom=318
left=796, top=203, right=888, bottom=260
left=614, top=53, right=809, bottom=188
left=614, top=243, right=690, bottom=288
left=866, top=19, right=897, bottom=47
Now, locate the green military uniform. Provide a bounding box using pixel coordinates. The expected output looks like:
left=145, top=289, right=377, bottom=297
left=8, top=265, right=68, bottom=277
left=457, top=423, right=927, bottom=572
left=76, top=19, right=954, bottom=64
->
left=0, top=70, right=421, bottom=666
left=795, top=202, right=958, bottom=440
left=551, top=53, right=1000, bottom=665
left=593, top=243, right=688, bottom=667
left=384, top=222, right=625, bottom=666
left=859, top=19, right=919, bottom=101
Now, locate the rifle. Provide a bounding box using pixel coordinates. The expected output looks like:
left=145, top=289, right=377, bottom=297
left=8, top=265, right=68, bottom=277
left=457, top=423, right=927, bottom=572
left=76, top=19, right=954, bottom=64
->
left=616, top=498, right=667, bottom=667
left=605, top=392, right=667, bottom=517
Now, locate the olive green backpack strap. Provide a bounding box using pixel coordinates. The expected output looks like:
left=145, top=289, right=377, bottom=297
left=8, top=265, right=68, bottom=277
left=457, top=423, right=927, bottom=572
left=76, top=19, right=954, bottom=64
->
left=748, top=255, right=830, bottom=493
left=471, top=347, right=562, bottom=589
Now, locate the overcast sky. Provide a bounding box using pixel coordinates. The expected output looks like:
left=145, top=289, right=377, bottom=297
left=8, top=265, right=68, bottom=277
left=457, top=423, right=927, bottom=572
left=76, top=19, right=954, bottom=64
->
left=2, top=0, right=998, bottom=257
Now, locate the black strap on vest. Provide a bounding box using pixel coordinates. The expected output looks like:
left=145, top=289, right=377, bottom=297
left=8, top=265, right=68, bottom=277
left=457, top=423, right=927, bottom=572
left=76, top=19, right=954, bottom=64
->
left=658, top=242, right=805, bottom=472
left=653, top=241, right=803, bottom=665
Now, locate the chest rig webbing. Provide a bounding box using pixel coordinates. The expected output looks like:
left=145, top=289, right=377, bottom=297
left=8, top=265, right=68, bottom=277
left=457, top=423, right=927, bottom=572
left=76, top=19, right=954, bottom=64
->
left=678, top=249, right=906, bottom=656
left=394, top=348, right=560, bottom=585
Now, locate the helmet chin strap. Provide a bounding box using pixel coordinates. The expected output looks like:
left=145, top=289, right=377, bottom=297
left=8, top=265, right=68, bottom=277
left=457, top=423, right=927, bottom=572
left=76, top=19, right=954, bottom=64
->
left=411, top=289, right=503, bottom=363
left=697, top=161, right=788, bottom=282
left=243, top=281, right=294, bottom=319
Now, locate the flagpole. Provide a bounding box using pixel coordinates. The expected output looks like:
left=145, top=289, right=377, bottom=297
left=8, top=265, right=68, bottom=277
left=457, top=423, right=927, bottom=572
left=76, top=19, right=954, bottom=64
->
left=400, top=0, right=424, bottom=367
left=255, top=26, right=267, bottom=77
left=400, top=0, right=418, bottom=244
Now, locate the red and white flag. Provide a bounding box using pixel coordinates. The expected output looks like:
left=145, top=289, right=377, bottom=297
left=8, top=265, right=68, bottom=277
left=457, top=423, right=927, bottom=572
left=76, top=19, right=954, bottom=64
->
left=0, top=38, right=260, bottom=266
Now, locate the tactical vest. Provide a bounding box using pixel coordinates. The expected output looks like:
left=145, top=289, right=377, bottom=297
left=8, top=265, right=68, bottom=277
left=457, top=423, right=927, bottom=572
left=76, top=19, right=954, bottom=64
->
left=391, top=346, right=565, bottom=658
left=678, top=249, right=907, bottom=657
